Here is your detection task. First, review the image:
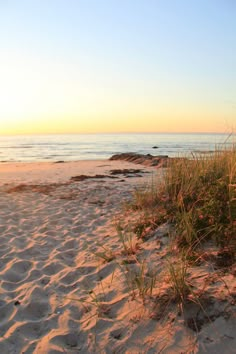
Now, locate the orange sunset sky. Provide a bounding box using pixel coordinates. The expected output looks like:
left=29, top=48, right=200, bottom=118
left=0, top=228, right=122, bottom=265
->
left=0, top=1, right=235, bottom=135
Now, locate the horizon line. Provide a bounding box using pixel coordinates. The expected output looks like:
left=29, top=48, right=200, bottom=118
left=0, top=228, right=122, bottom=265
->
left=0, top=131, right=233, bottom=137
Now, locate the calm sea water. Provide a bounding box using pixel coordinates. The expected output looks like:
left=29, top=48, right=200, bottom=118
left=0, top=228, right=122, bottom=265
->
left=0, top=133, right=233, bottom=163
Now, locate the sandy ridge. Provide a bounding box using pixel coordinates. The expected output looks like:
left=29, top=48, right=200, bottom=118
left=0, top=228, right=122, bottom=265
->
left=0, top=160, right=235, bottom=353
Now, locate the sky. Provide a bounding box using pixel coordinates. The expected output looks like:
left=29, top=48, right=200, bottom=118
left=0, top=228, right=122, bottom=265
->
left=0, top=0, right=235, bottom=135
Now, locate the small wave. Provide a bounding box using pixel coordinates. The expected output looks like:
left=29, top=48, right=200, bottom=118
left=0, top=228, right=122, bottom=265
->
left=1, top=145, right=33, bottom=149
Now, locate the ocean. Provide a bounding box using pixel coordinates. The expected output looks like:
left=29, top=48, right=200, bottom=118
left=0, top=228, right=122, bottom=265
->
left=0, top=133, right=233, bottom=163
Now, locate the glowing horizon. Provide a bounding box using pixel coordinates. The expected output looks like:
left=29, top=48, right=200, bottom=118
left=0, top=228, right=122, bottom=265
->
left=0, top=1, right=235, bottom=135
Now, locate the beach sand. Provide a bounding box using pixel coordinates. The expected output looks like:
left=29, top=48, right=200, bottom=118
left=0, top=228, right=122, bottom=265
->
left=0, top=160, right=235, bottom=353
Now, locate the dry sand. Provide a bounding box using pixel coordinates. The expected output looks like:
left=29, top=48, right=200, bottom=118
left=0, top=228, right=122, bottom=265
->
left=0, top=160, right=235, bottom=353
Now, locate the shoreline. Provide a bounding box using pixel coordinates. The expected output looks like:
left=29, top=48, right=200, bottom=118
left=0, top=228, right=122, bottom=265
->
left=0, top=159, right=159, bottom=186
left=0, top=132, right=232, bottom=165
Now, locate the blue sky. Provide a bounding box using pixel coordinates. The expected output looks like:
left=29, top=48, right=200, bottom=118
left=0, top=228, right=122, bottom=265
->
left=0, top=0, right=235, bottom=133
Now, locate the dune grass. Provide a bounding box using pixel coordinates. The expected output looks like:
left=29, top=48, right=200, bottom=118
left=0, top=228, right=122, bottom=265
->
left=163, top=147, right=236, bottom=250
left=88, top=145, right=235, bottom=329
left=127, top=145, right=236, bottom=314
left=132, top=146, right=236, bottom=253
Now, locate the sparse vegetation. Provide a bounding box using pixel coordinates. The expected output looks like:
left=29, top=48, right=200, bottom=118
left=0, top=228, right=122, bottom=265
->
left=117, top=227, right=140, bottom=255
left=122, top=259, right=157, bottom=302
left=114, top=145, right=236, bottom=322
left=134, top=260, right=157, bottom=300
left=94, top=244, right=116, bottom=263
left=167, top=256, right=191, bottom=305
left=84, top=144, right=236, bottom=341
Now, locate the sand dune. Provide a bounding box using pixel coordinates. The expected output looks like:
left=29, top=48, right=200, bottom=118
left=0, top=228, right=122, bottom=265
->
left=0, top=161, right=235, bottom=353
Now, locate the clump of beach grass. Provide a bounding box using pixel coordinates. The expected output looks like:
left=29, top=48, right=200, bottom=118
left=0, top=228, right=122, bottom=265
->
left=167, top=257, right=190, bottom=304
left=131, top=260, right=157, bottom=301
left=163, top=146, right=236, bottom=251
left=130, top=145, right=235, bottom=254
left=117, top=228, right=140, bottom=255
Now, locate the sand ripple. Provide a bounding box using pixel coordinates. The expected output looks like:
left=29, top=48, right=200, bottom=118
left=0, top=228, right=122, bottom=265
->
left=0, top=179, right=143, bottom=353
left=1, top=164, right=235, bottom=353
